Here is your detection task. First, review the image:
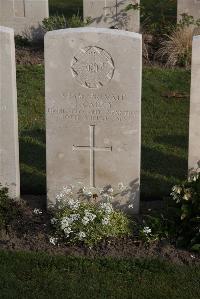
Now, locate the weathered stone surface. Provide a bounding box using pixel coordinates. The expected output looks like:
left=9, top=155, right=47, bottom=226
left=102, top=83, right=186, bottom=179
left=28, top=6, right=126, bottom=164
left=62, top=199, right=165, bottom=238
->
left=84, top=0, right=140, bottom=32
left=0, top=26, right=20, bottom=198
left=0, top=0, right=49, bottom=39
left=45, top=28, right=142, bottom=213
left=188, top=36, right=200, bottom=172
left=177, top=0, right=200, bottom=21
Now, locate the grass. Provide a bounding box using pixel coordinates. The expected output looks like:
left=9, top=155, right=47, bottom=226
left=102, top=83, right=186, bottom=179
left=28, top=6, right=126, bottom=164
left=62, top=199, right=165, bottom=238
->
left=0, top=250, right=199, bottom=299
left=16, top=65, right=190, bottom=199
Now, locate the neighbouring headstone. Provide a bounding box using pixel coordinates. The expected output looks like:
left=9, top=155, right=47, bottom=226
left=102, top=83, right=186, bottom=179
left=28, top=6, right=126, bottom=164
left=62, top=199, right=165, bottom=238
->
left=0, top=0, right=49, bottom=39
left=0, top=26, right=20, bottom=198
left=177, top=0, right=200, bottom=22
left=188, top=35, right=200, bottom=172
left=84, top=0, right=140, bottom=32
left=45, top=28, right=142, bottom=213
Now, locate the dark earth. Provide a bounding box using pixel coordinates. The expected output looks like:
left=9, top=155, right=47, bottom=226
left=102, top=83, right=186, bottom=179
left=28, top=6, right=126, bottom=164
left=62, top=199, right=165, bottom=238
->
left=16, top=46, right=44, bottom=65
left=0, top=196, right=199, bottom=265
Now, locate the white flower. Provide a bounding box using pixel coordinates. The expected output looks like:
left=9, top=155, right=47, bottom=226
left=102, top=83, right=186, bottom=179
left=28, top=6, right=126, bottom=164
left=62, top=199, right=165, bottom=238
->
left=107, top=187, right=113, bottom=194
left=82, top=216, right=90, bottom=225
left=63, top=186, right=73, bottom=194
left=118, top=182, right=125, bottom=191
left=102, top=217, right=110, bottom=225
left=63, top=227, right=72, bottom=236
left=143, top=226, right=151, bottom=235
left=183, top=193, right=191, bottom=201
left=61, top=216, right=71, bottom=230
left=128, top=204, right=134, bottom=209
left=84, top=210, right=96, bottom=221
left=183, top=189, right=191, bottom=201
left=78, top=231, right=86, bottom=240
left=100, top=202, right=113, bottom=214
left=172, top=185, right=182, bottom=194
left=189, top=171, right=199, bottom=182
left=67, top=199, right=80, bottom=210
left=82, top=187, right=93, bottom=198
left=33, top=208, right=42, bottom=215
left=49, top=237, right=58, bottom=246
left=51, top=217, right=57, bottom=225
left=70, top=214, right=80, bottom=221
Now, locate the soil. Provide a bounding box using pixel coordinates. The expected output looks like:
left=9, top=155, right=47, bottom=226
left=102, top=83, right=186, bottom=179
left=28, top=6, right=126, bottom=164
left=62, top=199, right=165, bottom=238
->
left=16, top=46, right=44, bottom=65
left=0, top=196, right=199, bottom=265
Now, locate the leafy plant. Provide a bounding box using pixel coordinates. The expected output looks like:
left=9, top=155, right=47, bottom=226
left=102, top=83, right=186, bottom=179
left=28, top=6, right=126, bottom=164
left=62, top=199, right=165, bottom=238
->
left=170, top=167, right=200, bottom=251
left=127, top=0, right=176, bottom=35
left=49, top=184, right=133, bottom=247
left=42, top=13, right=86, bottom=32
left=15, top=35, right=31, bottom=47
left=139, top=213, right=171, bottom=243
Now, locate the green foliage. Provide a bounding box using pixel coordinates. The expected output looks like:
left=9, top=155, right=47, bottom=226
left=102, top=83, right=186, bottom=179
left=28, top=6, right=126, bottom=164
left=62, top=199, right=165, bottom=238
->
left=178, top=13, right=200, bottom=29
left=50, top=185, right=132, bottom=247
left=140, top=214, right=170, bottom=243
left=140, top=0, right=176, bottom=35
left=15, top=35, right=31, bottom=47
left=171, top=169, right=200, bottom=251
left=0, top=186, right=19, bottom=229
left=42, top=14, right=85, bottom=32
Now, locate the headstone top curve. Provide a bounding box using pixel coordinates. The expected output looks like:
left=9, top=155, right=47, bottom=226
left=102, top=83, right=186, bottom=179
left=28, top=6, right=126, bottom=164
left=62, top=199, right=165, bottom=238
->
left=0, top=26, right=14, bottom=33
left=45, top=27, right=142, bottom=40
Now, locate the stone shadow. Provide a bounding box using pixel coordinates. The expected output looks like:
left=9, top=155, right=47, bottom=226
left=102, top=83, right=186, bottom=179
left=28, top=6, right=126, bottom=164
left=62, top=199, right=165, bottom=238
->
left=141, top=135, right=188, bottom=200
left=154, top=134, right=188, bottom=150
left=87, top=0, right=134, bottom=29
left=19, top=128, right=46, bottom=195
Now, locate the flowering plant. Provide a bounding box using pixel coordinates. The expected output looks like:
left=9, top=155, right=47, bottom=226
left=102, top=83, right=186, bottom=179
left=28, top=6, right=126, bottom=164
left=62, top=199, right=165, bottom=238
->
left=49, top=183, right=132, bottom=247
left=170, top=167, right=200, bottom=251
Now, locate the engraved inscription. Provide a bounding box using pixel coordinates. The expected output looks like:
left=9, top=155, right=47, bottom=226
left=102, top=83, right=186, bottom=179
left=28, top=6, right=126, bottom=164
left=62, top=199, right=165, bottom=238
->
left=71, top=46, right=115, bottom=89
left=47, top=91, right=137, bottom=123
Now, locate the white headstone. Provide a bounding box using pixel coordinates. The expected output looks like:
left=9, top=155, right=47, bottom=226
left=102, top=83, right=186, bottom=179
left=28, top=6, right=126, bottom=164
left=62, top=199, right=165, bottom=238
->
left=177, top=0, right=200, bottom=21
left=188, top=36, right=200, bottom=172
left=84, top=0, right=140, bottom=32
left=0, top=26, right=20, bottom=198
left=0, top=0, right=49, bottom=39
left=45, top=28, right=142, bottom=213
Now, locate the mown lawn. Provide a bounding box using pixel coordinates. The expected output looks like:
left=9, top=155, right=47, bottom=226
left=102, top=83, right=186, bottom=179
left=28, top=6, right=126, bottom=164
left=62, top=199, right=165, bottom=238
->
left=17, top=65, right=190, bottom=199
left=0, top=250, right=199, bottom=299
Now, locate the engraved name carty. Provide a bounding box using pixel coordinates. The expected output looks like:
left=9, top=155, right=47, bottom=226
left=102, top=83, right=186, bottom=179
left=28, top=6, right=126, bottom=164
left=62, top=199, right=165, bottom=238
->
left=71, top=46, right=115, bottom=89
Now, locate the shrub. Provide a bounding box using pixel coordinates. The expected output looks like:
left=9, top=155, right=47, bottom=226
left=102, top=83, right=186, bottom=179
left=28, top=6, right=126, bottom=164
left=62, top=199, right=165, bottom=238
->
left=15, top=35, right=31, bottom=47
left=127, top=0, right=176, bottom=36
left=156, top=14, right=200, bottom=68
left=49, top=184, right=133, bottom=247
left=170, top=167, right=200, bottom=252
left=42, top=14, right=86, bottom=32
left=156, top=26, right=193, bottom=68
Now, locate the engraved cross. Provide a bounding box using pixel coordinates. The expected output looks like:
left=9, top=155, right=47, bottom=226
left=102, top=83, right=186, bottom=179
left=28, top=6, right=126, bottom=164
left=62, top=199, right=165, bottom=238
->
left=73, top=125, right=112, bottom=187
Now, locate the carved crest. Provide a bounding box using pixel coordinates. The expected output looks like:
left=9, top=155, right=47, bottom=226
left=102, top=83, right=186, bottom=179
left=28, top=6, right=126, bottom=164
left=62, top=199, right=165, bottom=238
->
left=71, top=46, right=115, bottom=89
